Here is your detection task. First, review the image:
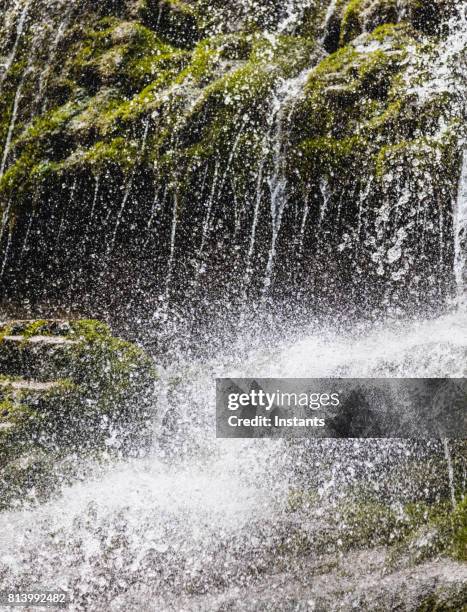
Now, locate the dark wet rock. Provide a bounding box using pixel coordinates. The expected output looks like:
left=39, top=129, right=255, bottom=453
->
left=322, top=0, right=458, bottom=51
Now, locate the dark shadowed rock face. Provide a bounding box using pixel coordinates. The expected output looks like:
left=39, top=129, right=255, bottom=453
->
left=0, top=0, right=465, bottom=322
left=0, top=318, right=158, bottom=508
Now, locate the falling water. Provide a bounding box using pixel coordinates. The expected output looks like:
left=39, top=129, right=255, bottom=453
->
left=318, top=177, right=330, bottom=226
left=55, top=178, right=77, bottom=249
left=197, top=160, right=220, bottom=269
left=0, top=228, right=12, bottom=279
left=443, top=439, right=457, bottom=510
left=0, top=198, right=12, bottom=245
left=263, top=69, right=312, bottom=294
left=1, top=313, right=466, bottom=609
left=455, top=150, right=467, bottom=309
left=147, top=184, right=167, bottom=230
left=1, top=1, right=466, bottom=609
left=37, top=8, right=73, bottom=114
left=18, top=209, right=35, bottom=264
left=319, top=0, right=337, bottom=44
left=0, top=0, right=31, bottom=90
left=245, top=142, right=268, bottom=285
left=109, top=174, right=135, bottom=253
left=89, top=175, right=100, bottom=223
left=0, top=77, right=24, bottom=181
left=297, top=197, right=310, bottom=259
left=276, top=0, right=314, bottom=34
left=166, top=193, right=179, bottom=291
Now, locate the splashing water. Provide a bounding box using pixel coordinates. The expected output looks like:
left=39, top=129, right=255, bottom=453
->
left=0, top=1, right=466, bottom=609
left=0, top=311, right=466, bottom=609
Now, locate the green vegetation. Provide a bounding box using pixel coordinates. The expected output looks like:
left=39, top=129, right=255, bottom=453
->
left=0, top=0, right=462, bottom=238
left=0, top=319, right=158, bottom=509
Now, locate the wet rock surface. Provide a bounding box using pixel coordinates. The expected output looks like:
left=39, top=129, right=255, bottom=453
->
left=0, top=0, right=465, bottom=322
left=0, top=318, right=158, bottom=509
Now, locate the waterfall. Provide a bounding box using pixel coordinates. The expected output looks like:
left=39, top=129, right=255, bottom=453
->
left=443, top=439, right=457, bottom=511
left=455, top=150, right=467, bottom=310
left=1, top=2, right=467, bottom=609
left=0, top=77, right=24, bottom=181
left=0, top=0, right=31, bottom=90
left=319, top=0, right=337, bottom=43
left=263, top=69, right=312, bottom=295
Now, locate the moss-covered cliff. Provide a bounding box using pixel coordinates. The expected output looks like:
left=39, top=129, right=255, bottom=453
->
left=0, top=0, right=465, bottom=318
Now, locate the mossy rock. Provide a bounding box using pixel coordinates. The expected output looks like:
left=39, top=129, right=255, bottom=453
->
left=290, top=493, right=467, bottom=566
left=139, top=0, right=201, bottom=48
left=325, top=0, right=456, bottom=49
left=0, top=30, right=316, bottom=215
left=285, top=20, right=462, bottom=302
left=413, top=493, right=466, bottom=564
left=0, top=0, right=464, bottom=314
left=0, top=319, right=158, bottom=509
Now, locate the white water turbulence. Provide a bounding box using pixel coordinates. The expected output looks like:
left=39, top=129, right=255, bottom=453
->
left=1, top=314, right=466, bottom=610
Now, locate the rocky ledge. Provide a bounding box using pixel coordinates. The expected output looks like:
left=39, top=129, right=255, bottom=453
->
left=0, top=318, right=158, bottom=509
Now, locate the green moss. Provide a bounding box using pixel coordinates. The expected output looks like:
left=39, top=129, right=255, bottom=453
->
left=0, top=318, right=158, bottom=508
left=451, top=498, right=467, bottom=561
left=332, top=495, right=467, bottom=558
left=1, top=15, right=318, bottom=228
left=338, top=0, right=413, bottom=46
left=0, top=101, right=82, bottom=198
left=375, top=132, right=458, bottom=179
left=0, top=0, right=460, bottom=264
left=337, top=0, right=451, bottom=45
left=0, top=377, right=79, bottom=465
left=299, top=135, right=367, bottom=178
left=21, top=320, right=51, bottom=339
left=385, top=497, right=467, bottom=568
left=292, top=18, right=461, bottom=212
left=415, top=592, right=467, bottom=612
left=81, top=136, right=140, bottom=169
left=68, top=18, right=178, bottom=93
left=340, top=0, right=365, bottom=45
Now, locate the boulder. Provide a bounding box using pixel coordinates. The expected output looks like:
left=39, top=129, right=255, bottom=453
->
left=0, top=318, right=158, bottom=508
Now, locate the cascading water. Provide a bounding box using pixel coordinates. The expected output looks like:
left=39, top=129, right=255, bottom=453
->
left=263, top=69, right=312, bottom=295
left=0, top=75, right=24, bottom=181
left=455, top=150, right=467, bottom=310
left=0, top=0, right=31, bottom=91
left=1, top=1, right=467, bottom=610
